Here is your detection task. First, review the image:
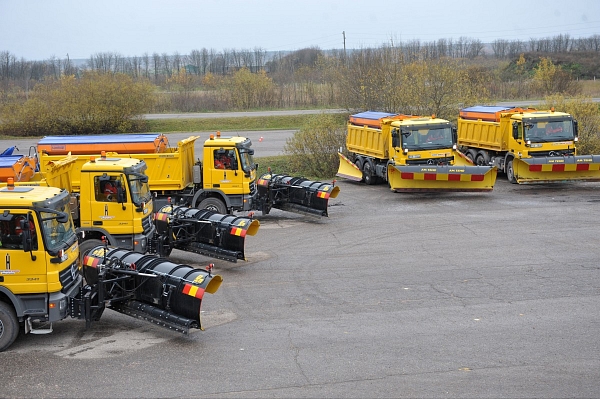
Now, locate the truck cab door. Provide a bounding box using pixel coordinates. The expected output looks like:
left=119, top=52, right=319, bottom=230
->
left=0, top=211, right=47, bottom=294
left=209, top=148, right=244, bottom=195
left=90, top=174, right=133, bottom=236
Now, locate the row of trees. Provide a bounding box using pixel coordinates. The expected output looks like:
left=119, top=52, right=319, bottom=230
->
left=1, top=34, right=599, bottom=89
left=0, top=52, right=585, bottom=136
left=0, top=30, right=598, bottom=136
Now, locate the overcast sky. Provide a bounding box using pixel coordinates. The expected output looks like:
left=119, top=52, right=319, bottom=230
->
left=1, top=0, right=599, bottom=61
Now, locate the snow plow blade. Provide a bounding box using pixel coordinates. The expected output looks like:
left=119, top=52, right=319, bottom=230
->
left=153, top=205, right=260, bottom=262
left=82, top=246, right=222, bottom=333
left=336, top=152, right=363, bottom=182
left=513, top=155, right=600, bottom=184
left=387, top=164, right=497, bottom=192
left=257, top=173, right=340, bottom=217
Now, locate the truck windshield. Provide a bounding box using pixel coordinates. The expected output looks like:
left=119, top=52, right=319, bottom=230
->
left=402, top=126, right=454, bottom=150
left=127, top=174, right=151, bottom=206
left=524, top=118, right=575, bottom=142
left=238, top=149, right=255, bottom=173
left=40, top=211, right=77, bottom=252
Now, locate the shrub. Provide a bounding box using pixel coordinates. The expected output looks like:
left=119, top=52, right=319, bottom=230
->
left=0, top=71, right=154, bottom=136
left=283, top=113, right=348, bottom=178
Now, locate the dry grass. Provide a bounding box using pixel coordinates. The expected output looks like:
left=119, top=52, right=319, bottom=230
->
left=580, top=80, right=600, bottom=97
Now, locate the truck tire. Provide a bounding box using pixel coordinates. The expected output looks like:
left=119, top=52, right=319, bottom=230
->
left=506, top=159, right=517, bottom=184
left=475, top=151, right=490, bottom=166
left=362, top=161, right=377, bottom=185
left=353, top=157, right=365, bottom=183
left=0, top=301, right=19, bottom=352
left=199, top=197, right=227, bottom=214
left=466, top=149, right=477, bottom=163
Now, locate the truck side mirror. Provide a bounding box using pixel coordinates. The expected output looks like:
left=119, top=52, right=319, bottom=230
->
left=512, top=122, right=519, bottom=139
left=573, top=120, right=578, bottom=139
left=20, top=219, right=37, bottom=260
left=56, top=212, right=69, bottom=223
left=452, top=126, right=458, bottom=144
left=21, top=226, right=32, bottom=252
left=116, top=182, right=126, bottom=204
left=391, top=129, right=400, bottom=148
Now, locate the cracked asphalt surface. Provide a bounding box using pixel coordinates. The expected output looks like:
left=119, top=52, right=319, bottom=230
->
left=1, top=133, right=600, bottom=398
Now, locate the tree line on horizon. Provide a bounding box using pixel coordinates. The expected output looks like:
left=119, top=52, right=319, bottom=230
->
left=0, top=32, right=599, bottom=140
left=1, top=33, right=599, bottom=85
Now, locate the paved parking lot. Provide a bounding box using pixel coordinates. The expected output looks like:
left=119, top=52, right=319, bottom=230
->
left=2, top=174, right=600, bottom=398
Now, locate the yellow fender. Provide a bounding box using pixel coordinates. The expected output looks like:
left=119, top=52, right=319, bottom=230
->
left=336, top=152, right=363, bottom=182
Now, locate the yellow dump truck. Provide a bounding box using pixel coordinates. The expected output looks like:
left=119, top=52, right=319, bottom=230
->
left=457, top=106, right=600, bottom=183
left=37, top=133, right=340, bottom=218
left=337, top=111, right=497, bottom=192
left=3, top=148, right=258, bottom=263
left=0, top=183, right=222, bottom=351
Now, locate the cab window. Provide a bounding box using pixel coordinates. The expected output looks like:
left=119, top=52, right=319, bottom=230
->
left=214, top=149, right=237, bottom=170
left=0, top=213, right=37, bottom=250
left=95, top=176, right=123, bottom=202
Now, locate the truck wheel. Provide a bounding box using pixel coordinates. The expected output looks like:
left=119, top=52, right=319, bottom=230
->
left=475, top=151, right=490, bottom=166
left=363, top=162, right=377, bottom=185
left=199, top=197, right=227, bottom=214
left=0, top=301, right=19, bottom=352
left=506, top=159, right=517, bottom=184
left=466, top=149, right=477, bottom=163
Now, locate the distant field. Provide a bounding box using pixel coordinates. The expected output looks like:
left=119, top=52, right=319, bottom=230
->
left=143, top=114, right=348, bottom=133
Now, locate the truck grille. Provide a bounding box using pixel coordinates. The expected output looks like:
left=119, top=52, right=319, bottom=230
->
left=529, top=150, right=575, bottom=157
left=59, top=260, right=79, bottom=292
left=142, top=214, right=153, bottom=235
left=406, top=157, right=454, bottom=166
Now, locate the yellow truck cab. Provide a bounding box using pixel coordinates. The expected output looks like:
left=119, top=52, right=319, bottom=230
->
left=338, top=111, right=497, bottom=192
left=36, top=132, right=339, bottom=218
left=75, top=155, right=155, bottom=256
left=0, top=184, right=80, bottom=350
left=199, top=132, right=257, bottom=213
left=458, top=106, right=600, bottom=183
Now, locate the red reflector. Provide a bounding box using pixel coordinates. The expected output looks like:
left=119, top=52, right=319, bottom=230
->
left=448, top=174, right=461, bottom=181
left=552, top=164, right=565, bottom=172
left=529, top=165, right=542, bottom=172
left=424, top=173, right=437, bottom=180
left=401, top=172, right=414, bottom=179
left=576, top=164, right=590, bottom=171
left=471, top=175, right=484, bottom=181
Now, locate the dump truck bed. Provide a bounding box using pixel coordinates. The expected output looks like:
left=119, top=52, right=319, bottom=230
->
left=349, top=111, right=396, bottom=128
left=38, top=133, right=170, bottom=155
left=38, top=136, right=199, bottom=192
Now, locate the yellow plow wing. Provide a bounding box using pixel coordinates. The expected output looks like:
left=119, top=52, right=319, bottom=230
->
left=387, top=164, right=497, bottom=192
left=513, top=155, right=600, bottom=184
left=336, top=152, right=363, bottom=182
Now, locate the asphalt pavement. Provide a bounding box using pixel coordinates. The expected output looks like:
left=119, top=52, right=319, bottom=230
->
left=1, top=175, right=600, bottom=398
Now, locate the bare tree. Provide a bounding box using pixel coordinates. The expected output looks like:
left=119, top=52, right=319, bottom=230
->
left=189, top=49, right=203, bottom=75
left=492, top=39, right=509, bottom=59
left=253, top=47, right=266, bottom=71
left=172, top=51, right=182, bottom=73
left=161, top=53, right=172, bottom=76
left=141, top=52, right=150, bottom=79
left=152, top=52, right=161, bottom=82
